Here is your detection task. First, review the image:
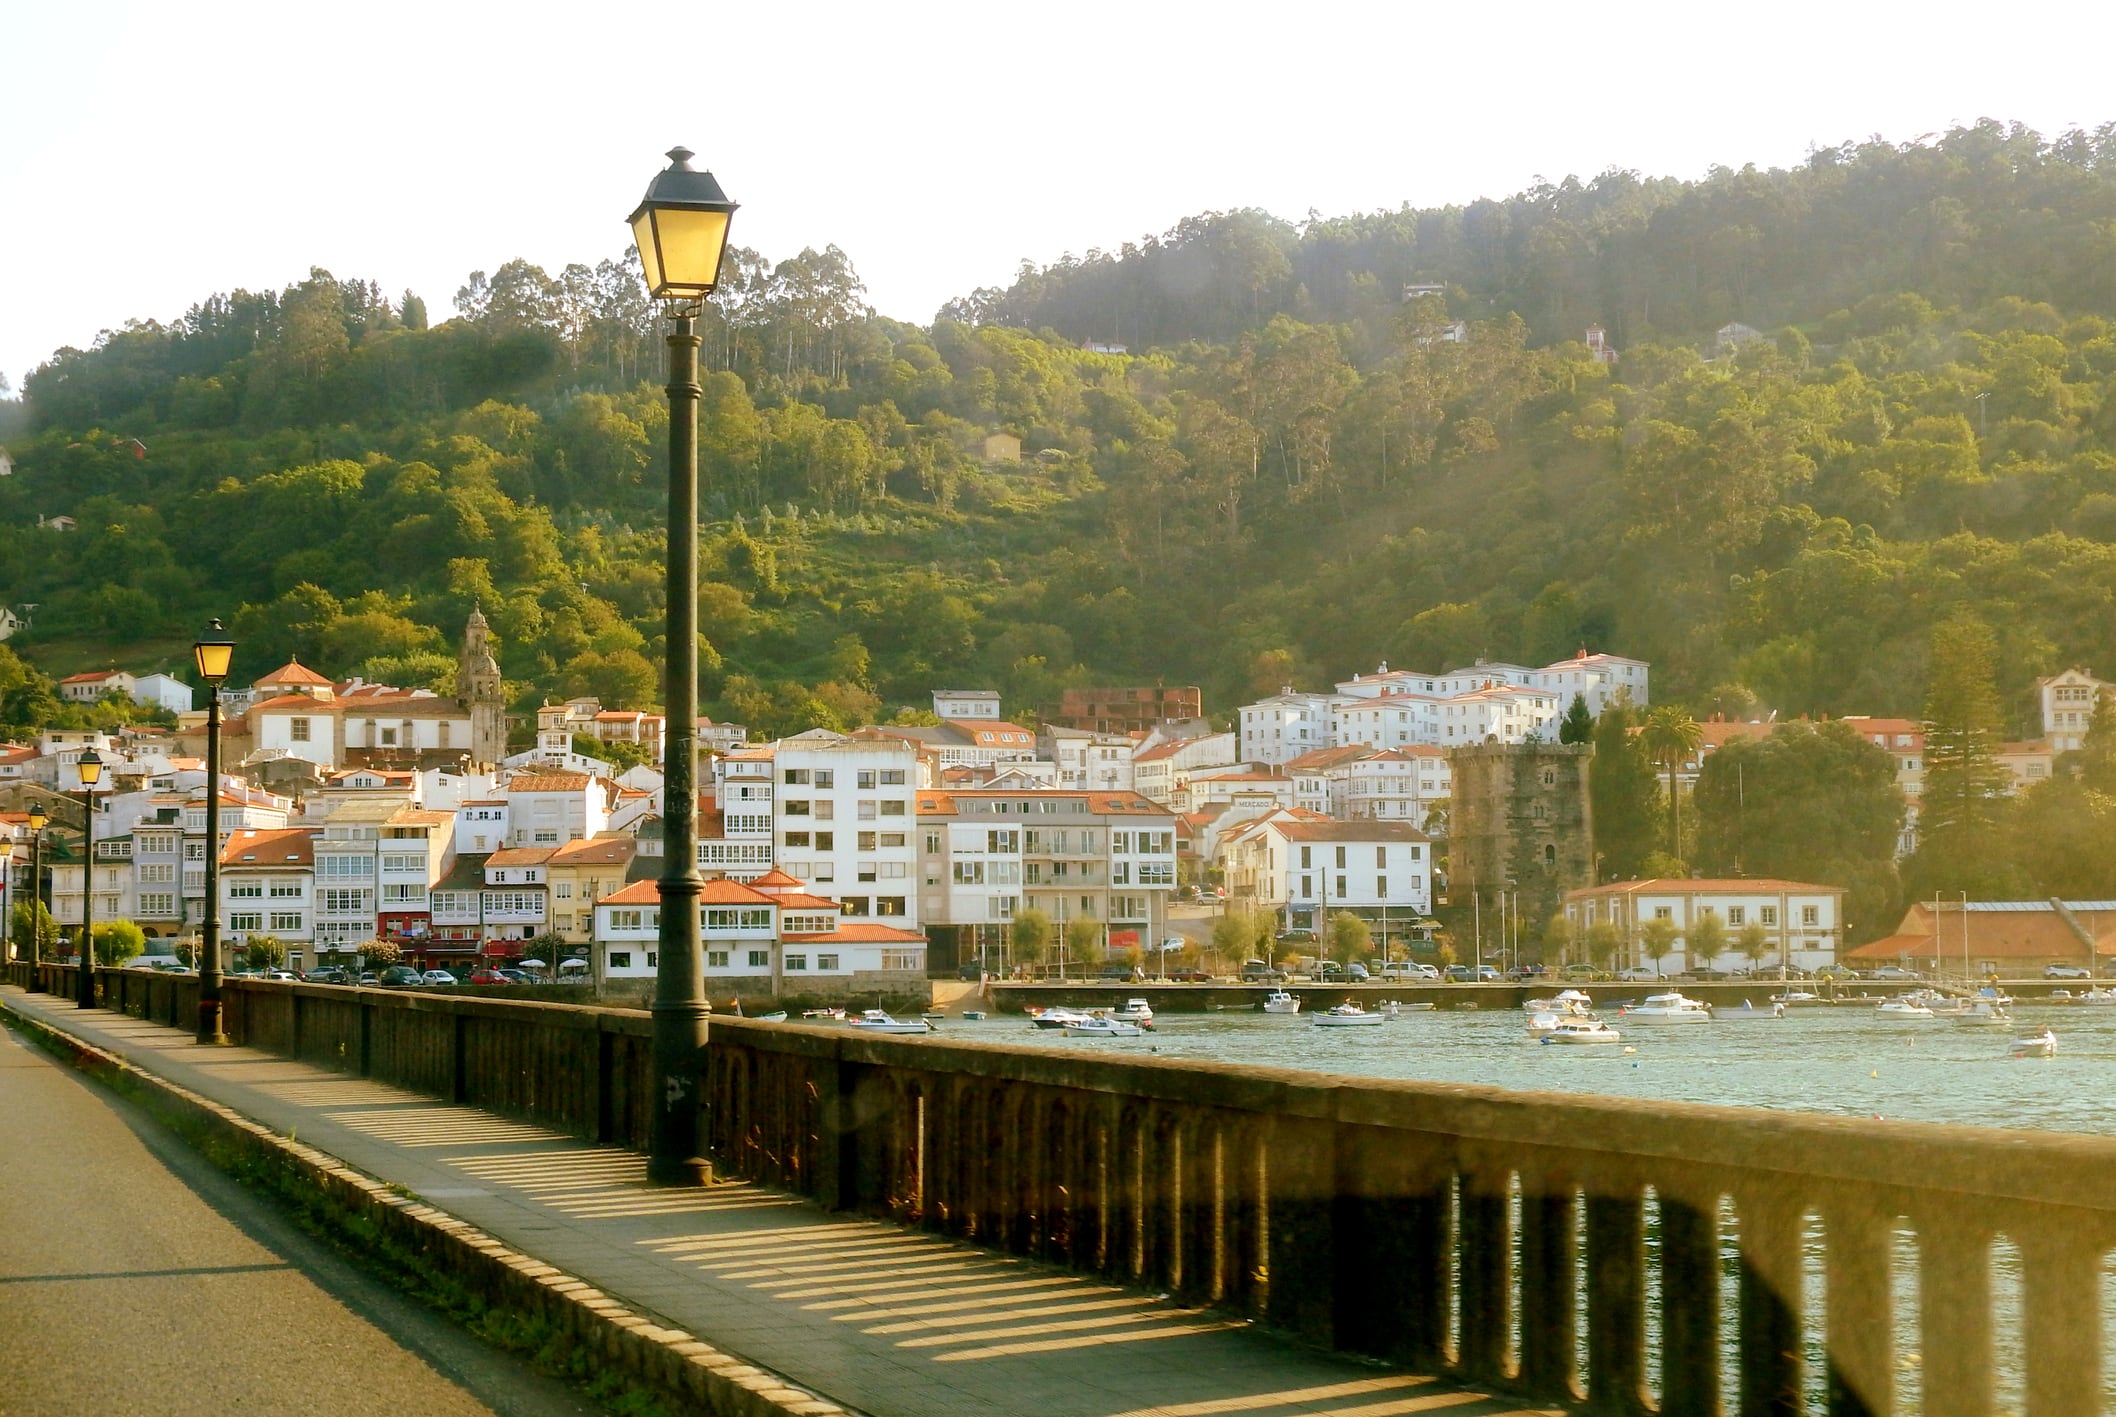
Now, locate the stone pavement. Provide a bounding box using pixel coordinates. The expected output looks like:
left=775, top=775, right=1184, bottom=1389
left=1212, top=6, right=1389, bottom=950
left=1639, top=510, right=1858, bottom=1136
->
left=1, top=987, right=1554, bottom=1417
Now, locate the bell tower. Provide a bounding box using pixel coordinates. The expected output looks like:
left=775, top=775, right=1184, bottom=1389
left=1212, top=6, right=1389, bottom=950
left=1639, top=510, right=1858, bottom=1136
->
left=460, top=607, right=505, bottom=768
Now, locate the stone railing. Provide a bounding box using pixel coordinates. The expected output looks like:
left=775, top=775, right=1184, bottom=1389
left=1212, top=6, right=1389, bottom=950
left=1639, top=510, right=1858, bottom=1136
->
left=9, top=960, right=2111, bottom=1412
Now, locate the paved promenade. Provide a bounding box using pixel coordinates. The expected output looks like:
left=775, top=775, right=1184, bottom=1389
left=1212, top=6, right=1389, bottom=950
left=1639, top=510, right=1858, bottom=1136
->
left=0, top=1002, right=593, bottom=1417
left=1, top=986, right=1551, bottom=1417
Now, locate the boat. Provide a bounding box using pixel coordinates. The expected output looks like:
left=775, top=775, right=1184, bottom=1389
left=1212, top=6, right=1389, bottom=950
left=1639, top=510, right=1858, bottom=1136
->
left=1525, top=1010, right=1565, bottom=1036
left=2011, top=1029, right=2058, bottom=1057
left=1873, top=996, right=1937, bottom=1020
left=962, top=1010, right=987, bottom=1021
left=1260, top=990, right=1302, bottom=1015
left=1540, top=1018, right=1622, bottom=1045
left=845, top=1009, right=932, bottom=1034
left=800, top=1006, right=845, bottom=1020
left=754, top=1010, right=788, bottom=1023
left=1768, top=990, right=1822, bottom=1007
left=1950, top=997, right=2013, bottom=1025
left=1619, top=992, right=1714, bottom=1024
left=2075, top=988, right=2116, bottom=1005
left=1063, top=1014, right=1145, bottom=1038
left=1028, top=1006, right=1092, bottom=1030
left=1522, top=989, right=1594, bottom=1016
left=1312, top=1001, right=1386, bottom=1027
left=1108, top=998, right=1156, bottom=1026
left=1719, top=999, right=1789, bottom=1020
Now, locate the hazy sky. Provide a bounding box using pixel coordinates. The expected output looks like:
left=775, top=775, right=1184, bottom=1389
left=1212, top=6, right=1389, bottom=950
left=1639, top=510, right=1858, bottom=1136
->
left=6, top=0, right=2116, bottom=391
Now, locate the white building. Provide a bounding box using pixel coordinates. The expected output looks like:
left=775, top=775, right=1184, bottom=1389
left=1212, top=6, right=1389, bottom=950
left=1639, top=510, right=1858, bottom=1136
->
left=1239, top=690, right=1345, bottom=767
left=1220, top=818, right=1433, bottom=933
left=1335, top=746, right=1451, bottom=827
left=710, top=732, right=920, bottom=926
left=594, top=872, right=925, bottom=992
left=1132, top=731, right=1236, bottom=806
left=2036, top=668, right=2108, bottom=753
left=219, top=827, right=317, bottom=965
left=933, top=689, right=1002, bottom=721
left=915, top=788, right=1178, bottom=954
left=130, top=673, right=196, bottom=716
left=1039, top=725, right=1136, bottom=792
left=502, top=771, right=612, bottom=847
left=1562, top=878, right=1845, bottom=977
left=57, top=670, right=137, bottom=704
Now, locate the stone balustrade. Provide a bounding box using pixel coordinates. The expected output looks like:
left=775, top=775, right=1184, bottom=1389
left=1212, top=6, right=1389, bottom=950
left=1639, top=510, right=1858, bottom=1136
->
left=10, top=959, right=2110, bottom=1413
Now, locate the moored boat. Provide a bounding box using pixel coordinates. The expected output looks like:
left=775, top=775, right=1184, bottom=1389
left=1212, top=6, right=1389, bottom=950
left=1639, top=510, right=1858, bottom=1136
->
left=1260, top=990, right=1301, bottom=1014
left=1540, top=1018, right=1622, bottom=1045
left=754, top=1010, right=788, bottom=1023
left=2011, top=1029, right=2058, bottom=1057
left=1028, top=1006, right=1092, bottom=1030
left=1312, top=1001, right=1386, bottom=1027
left=1522, top=989, right=1594, bottom=1016
left=1064, top=1014, right=1145, bottom=1038
left=1620, top=992, right=1713, bottom=1024
left=846, top=1009, right=931, bottom=1034
left=1873, top=996, right=1937, bottom=1020
left=1108, top=998, right=1156, bottom=1026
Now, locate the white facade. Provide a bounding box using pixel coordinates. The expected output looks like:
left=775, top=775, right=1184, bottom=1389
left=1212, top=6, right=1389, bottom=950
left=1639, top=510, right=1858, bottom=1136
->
left=1239, top=691, right=1345, bottom=767
left=130, top=673, right=196, bottom=715
left=1562, top=879, right=1844, bottom=976
left=1334, top=747, right=1451, bottom=827
left=220, top=827, right=317, bottom=962
left=1040, top=727, right=1136, bottom=792
left=933, top=690, right=1002, bottom=720
left=1221, top=819, right=1433, bottom=930
left=2037, top=668, right=2108, bottom=753
left=714, top=733, right=921, bottom=926
left=503, top=772, right=610, bottom=847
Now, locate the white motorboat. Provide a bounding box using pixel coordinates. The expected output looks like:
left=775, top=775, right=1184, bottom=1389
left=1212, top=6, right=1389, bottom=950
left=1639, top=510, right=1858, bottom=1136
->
left=1873, top=996, right=1936, bottom=1020
left=1721, top=999, right=1789, bottom=1020
left=1540, top=1018, right=1622, bottom=1045
left=1029, top=1007, right=1092, bottom=1030
left=1525, top=1010, right=1568, bottom=1035
left=2075, top=988, right=2116, bottom=1005
left=2011, top=1029, right=2058, bottom=1057
left=1769, top=990, right=1822, bottom=1007
left=1523, top=989, right=1594, bottom=1016
left=1261, top=990, right=1302, bottom=1014
left=1312, top=1002, right=1386, bottom=1027
left=846, top=1009, right=931, bottom=1034
left=1064, top=1014, right=1144, bottom=1038
left=1620, top=992, right=1713, bottom=1024
left=1108, top=998, right=1155, bottom=1026
left=754, top=1010, right=788, bottom=1023
left=801, top=1007, right=846, bottom=1020
left=1951, top=997, right=2013, bottom=1025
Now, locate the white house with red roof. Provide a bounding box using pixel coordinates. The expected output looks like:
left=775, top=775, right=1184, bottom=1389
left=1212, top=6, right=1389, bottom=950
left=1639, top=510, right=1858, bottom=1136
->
left=593, top=872, right=925, bottom=994
left=502, top=770, right=612, bottom=847
left=219, top=827, right=318, bottom=963
left=1131, top=730, right=1236, bottom=806
left=1220, top=818, right=1432, bottom=933
left=1563, top=878, right=1844, bottom=976
left=57, top=669, right=137, bottom=704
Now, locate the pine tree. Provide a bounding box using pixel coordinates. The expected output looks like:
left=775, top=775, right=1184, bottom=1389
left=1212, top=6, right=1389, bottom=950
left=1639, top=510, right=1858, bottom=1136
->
left=1558, top=692, right=1594, bottom=744
left=1910, top=613, right=2016, bottom=897
left=1590, top=700, right=1660, bottom=880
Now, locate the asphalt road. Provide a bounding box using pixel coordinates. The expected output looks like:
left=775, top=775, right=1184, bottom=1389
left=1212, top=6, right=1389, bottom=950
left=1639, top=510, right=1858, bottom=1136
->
left=0, top=1017, right=595, bottom=1417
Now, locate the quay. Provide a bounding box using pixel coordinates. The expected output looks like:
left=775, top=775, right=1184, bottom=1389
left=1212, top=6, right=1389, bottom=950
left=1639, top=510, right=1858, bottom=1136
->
left=7, top=960, right=2112, bottom=1415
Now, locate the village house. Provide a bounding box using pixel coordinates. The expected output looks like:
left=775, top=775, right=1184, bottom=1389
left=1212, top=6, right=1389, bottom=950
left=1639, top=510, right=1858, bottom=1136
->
left=1562, top=878, right=1845, bottom=977
left=1848, top=899, right=2116, bottom=979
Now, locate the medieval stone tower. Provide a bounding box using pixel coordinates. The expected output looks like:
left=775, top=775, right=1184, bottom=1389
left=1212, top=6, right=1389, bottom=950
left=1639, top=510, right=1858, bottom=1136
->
left=459, top=607, right=505, bottom=768
left=1446, top=741, right=1595, bottom=937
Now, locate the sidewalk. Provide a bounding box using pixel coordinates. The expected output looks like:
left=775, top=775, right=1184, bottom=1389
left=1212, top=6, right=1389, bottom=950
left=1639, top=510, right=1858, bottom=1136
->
left=1, top=987, right=1548, bottom=1417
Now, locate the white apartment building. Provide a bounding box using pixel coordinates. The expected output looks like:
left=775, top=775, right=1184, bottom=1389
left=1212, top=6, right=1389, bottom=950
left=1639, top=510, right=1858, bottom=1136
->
left=1220, top=818, right=1433, bottom=933
left=1039, top=726, right=1136, bottom=792
left=933, top=689, right=1002, bottom=721
left=310, top=802, right=454, bottom=957
left=1562, top=878, right=1845, bottom=976
left=2036, top=668, right=2108, bottom=753
left=503, top=771, right=612, bottom=847
left=709, top=732, right=921, bottom=925
left=1132, top=731, right=1236, bottom=805
left=1284, top=746, right=1369, bottom=814
left=1239, top=690, right=1344, bottom=767
left=219, top=827, right=317, bottom=964
left=595, top=872, right=924, bottom=990
left=916, top=788, right=1177, bottom=951
left=1333, top=746, right=1451, bottom=826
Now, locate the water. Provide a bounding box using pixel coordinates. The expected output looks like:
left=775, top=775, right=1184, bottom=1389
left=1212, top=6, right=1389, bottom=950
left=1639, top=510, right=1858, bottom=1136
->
left=949, top=999, right=2116, bottom=1136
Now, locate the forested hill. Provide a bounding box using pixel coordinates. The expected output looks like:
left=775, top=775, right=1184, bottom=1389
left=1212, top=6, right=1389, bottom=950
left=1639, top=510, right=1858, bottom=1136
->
left=7, top=119, right=2116, bottom=740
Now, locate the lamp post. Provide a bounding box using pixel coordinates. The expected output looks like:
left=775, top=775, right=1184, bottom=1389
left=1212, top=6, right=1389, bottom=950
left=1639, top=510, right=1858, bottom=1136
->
left=195, top=620, right=235, bottom=1043
left=629, top=146, right=738, bottom=1186
left=76, top=748, right=103, bottom=1008
left=26, top=805, right=48, bottom=989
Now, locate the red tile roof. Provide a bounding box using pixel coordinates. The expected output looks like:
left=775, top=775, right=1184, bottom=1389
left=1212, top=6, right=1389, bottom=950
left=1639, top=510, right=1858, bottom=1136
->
left=486, top=847, right=556, bottom=866
left=507, top=773, right=593, bottom=793
left=255, top=660, right=334, bottom=688
left=785, top=923, right=924, bottom=944
left=219, top=827, right=317, bottom=868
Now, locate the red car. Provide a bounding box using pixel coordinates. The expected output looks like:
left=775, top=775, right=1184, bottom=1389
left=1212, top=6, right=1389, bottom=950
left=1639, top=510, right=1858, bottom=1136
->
left=468, top=968, right=513, bottom=985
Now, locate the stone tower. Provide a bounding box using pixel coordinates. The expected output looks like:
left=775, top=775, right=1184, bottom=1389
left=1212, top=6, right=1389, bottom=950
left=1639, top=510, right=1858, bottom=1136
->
left=1446, top=741, right=1595, bottom=938
left=459, top=607, right=505, bottom=768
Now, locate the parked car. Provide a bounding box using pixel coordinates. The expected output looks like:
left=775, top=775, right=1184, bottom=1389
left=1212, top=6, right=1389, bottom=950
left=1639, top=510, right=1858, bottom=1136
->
left=1443, top=964, right=1475, bottom=982
left=1812, top=965, right=1860, bottom=981
left=497, top=968, right=531, bottom=984
left=467, top=968, right=512, bottom=985
left=1871, top=965, right=1920, bottom=981
left=1240, top=959, right=1283, bottom=983
left=2044, top=963, right=2093, bottom=979
left=1312, top=960, right=1346, bottom=982
left=358, top=971, right=378, bottom=986
left=262, top=969, right=299, bottom=982
left=420, top=969, right=458, bottom=987
left=1560, top=964, right=1607, bottom=981
left=1616, top=967, right=1660, bottom=982
left=1510, top=963, right=1549, bottom=981
left=1346, top=962, right=1370, bottom=982
left=1383, top=962, right=1441, bottom=981
left=376, top=965, right=421, bottom=988
left=303, top=966, right=351, bottom=984
left=1165, top=969, right=1212, bottom=982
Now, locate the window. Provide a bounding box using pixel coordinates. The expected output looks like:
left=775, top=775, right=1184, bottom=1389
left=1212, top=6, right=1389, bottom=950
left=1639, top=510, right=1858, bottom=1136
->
left=230, top=912, right=263, bottom=931
left=185, top=842, right=205, bottom=861
left=555, top=914, right=574, bottom=931
left=380, top=727, right=398, bottom=747
left=818, top=954, right=839, bottom=970
left=554, top=882, right=573, bottom=900
left=533, top=830, right=559, bottom=845
left=784, top=799, right=811, bottom=816
left=839, top=897, right=872, bottom=915
left=1301, top=875, right=1312, bottom=899
left=1377, top=876, right=1387, bottom=897
left=269, top=881, right=301, bottom=897
left=705, top=908, right=772, bottom=929
left=270, top=912, right=303, bottom=931
left=924, top=832, right=942, bottom=854
left=815, top=832, right=834, bottom=851
left=290, top=718, right=311, bottom=743
left=858, top=801, right=878, bottom=820
left=815, top=800, right=835, bottom=821
left=382, top=853, right=424, bottom=873
left=880, top=801, right=905, bottom=817
left=1544, top=844, right=1556, bottom=866
left=1654, top=906, right=1673, bottom=920
left=230, top=882, right=263, bottom=898
left=1301, top=846, right=1312, bottom=869
left=707, top=950, right=728, bottom=968
left=1727, top=906, right=1745, bottom=926
left=140, top=863, right=176, bottom=884
left=1802, top=905, right=1819, bottom=926
left=1760, top=907, right=1778, bottom=926
left=784, top=831, right=810, bottom=848
left=785, top=954, right=807, bottom=971
left=783, top=769, right=809, bottom=785
left=880, top=833, right=906, bottom=849
left=953, top=861, right=985, bottom=885
left=1376, top=847, right=1387, bottom=867
left=1337, top=875, right=1347, bottom=897
left=988, top=829, right=1018, bottom=853
left=857, top=769, right=876, bottom=789
left=859, top=832, right=877, bottom=850
left=748, top=950, right=769, bottom=968
left=610, top=951, right=632, bottom=970
left=322, top=889, right=368, bottom=913
left=880, top=950, right=921, bottom=971
left=610, top=909, right=643, bottom=930
left=138, top=893, right=176, bottom=916
left=881, top=769, right=906, bottom=786
left=813, top=770, right=834, bottom=789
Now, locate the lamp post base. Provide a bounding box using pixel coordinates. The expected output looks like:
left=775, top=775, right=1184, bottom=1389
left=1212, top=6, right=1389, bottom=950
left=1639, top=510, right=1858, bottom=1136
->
left=647, top=998, right=712, bottom=1187
left=196, top=998, right=226, bottom=1046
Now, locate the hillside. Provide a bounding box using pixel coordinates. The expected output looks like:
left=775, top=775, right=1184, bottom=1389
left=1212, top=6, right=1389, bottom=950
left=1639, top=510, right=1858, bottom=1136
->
left=6, top=119, right=2116, bottom=739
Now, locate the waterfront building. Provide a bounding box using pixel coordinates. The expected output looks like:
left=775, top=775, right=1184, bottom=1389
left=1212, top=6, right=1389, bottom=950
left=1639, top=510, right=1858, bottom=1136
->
left=1563, top=878, right=1844, bottom=976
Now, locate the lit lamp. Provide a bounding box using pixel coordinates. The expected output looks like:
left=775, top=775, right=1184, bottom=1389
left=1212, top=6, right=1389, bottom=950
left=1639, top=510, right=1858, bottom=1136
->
left=24, top=805, right=48, bottom=990
left=195, top=619, right=235, bottom=1043
left=75, top=748, right=103, bottom=1009
left=629, top=146, right=737, bottom=1187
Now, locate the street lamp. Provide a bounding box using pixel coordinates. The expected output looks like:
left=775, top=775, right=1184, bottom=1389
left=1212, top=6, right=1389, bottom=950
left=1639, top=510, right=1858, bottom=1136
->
left=25, top=805, right=48, bottom=990
left=76, top=748, right=103, bottom=1009
left=195, top=619, right=235, bottom=1043
left=629, top=146, right=737, bottom=1187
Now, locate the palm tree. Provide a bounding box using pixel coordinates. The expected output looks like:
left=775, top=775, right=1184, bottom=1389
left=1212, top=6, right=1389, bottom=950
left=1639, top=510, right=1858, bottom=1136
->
left=1639, top=705, right=1704, bottom=860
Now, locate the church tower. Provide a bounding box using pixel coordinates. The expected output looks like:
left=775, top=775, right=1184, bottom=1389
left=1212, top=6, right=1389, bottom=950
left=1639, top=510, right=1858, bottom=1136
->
left=460, top=607, right=505, bottom=767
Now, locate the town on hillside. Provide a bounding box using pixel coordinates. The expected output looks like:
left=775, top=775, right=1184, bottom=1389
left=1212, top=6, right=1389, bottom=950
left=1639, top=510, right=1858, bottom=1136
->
left=5, top=624, right=2112, bottom=994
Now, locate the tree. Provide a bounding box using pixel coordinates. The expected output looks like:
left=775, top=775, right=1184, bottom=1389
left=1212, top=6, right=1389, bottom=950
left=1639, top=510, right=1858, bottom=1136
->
left=1011, top=909, right=1051, bottom=971
left=91, top=919, right=147, bottom=967
left=359, top=937, right=402, bottom=971
left=1327, top=911, right=1371, bottom=967
left=242, top=934, right=287, bottom=971
left=1639, top=705, right=1703, bottom=859
left=1558, top=693, right=1594, bottom=745
left=2069, top=693, right=2116, bottom=794
left=1688, top=911, right=1728, bottom=975
left=1909, top=613, right=2019, bottom=899
left=1590, top=701, right=1661, bottom=880
left=1738, top=920, right=1773, bottom=975
left=1639, top=916, right=1680, bottom=974
left=1211, top=907, right=1266, bottom=965
left=1583, top=922, right=1622, bottom=975
left=1064, top=916, right=1104, bottom=974
left=10, top=899, right=59, bottom=959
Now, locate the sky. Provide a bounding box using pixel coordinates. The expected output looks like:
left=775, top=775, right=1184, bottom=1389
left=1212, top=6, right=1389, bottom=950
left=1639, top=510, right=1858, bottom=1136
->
left=6, top=0, right=2116, bottom=392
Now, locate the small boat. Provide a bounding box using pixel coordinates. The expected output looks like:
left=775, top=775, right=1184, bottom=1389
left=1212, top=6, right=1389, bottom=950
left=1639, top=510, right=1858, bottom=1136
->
left=1260, top=990, right=1302, bottom=1015
left=845, top=1009, right=931, bottom=1034
left=801, top=1006, right=846, bottom=1020
left=1951, top=998, right=2012, bottom=1025
left=2011, top=1029, right=2058, bottom=1057
left=1108, top=998, right=1156, bottom=1026
left=1719, top=999, right=1788, bottom=1020
left=1525, top=1010, right=1565, bottom=1036
left=1523, top=989, right=1594, bottom=1016
left=1541, top=1019, right=1622, bottom=1045
left=754, top=1010, right=788, bottom=1023
left=962, top=1010, right=987, bottom=1021
left=1394, top=1000, right=1436, bottom=1011
left=1312, top=1001, right=1385, bottom=1028
left=1874, top=996, right=1936, bottom=1020
left=1620, top=992, right=1713, bottom=1024
left=2076, top=988, right=2116, bottom=1005
left=1063, top=1014, right=1144, bottom=1038
left=1769, top=990, right=1822, bottom=1007
left=1028, top=1007, right=1092, bottom=1030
